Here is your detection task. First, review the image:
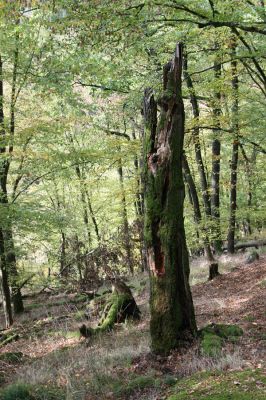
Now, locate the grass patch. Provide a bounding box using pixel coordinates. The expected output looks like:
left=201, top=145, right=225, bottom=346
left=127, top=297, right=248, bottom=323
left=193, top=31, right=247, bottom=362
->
left=47, top=330, right=80, bottom=339
left=0, top=383, right=65, bottom=400
left=201, top=333, right=222, bottom=357
left=200, top=324, right=243, bottom=357
left=0, top=352, right=24, bottom=363
left=259, top=279, right=266, bottom=288
left=167, top=369, right=266, bottom=399
left=116, top=375, right=156, bottom=396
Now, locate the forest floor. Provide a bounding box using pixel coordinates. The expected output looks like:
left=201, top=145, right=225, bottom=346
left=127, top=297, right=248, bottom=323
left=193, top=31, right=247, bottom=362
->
left=0, top=252, right=265, bottom=399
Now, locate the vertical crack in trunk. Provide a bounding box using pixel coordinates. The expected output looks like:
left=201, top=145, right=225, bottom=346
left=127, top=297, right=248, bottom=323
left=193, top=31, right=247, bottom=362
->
left=143, top=43, right=196, bottom=354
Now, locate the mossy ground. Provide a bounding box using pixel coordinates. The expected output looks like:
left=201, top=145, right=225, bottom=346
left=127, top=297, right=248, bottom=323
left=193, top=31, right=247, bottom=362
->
left=200, top=324, right=244, bottom=356
left=167, top=369, right=266, bottom=400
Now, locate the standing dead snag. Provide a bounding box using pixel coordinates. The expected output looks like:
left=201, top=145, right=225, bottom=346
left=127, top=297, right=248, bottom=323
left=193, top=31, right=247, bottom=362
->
left=143, top=43, right=197, bottom=355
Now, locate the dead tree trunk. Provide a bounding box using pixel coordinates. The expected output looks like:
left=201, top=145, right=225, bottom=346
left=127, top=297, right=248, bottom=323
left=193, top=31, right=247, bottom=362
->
left=143, top=43, right=196, bottom=355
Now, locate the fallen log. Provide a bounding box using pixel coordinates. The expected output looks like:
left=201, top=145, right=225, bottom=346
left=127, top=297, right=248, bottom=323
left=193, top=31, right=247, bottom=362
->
left=222, top=239, right=266, bottom=251
left=0, top=333, right=19, bottom=348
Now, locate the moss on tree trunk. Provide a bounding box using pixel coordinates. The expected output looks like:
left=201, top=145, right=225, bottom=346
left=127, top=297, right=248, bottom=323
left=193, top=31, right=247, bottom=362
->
left=143, top=43, right=197, bottom=355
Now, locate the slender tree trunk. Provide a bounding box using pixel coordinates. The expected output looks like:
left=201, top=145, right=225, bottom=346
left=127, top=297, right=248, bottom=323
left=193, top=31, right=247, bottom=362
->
left=117, top=158, right=134, bottom=274
left=75, top=165, right=92, bottom=245
left=4, top=229, right=24, bottom=313
left=0, top=53, right=23, bottom=313
left=60, top=231, right=68, bottom=278
left=143, top=43, right=196, bottom=355
left=69, top=132, right=99, bottom=244
left=84, top=186, right=100, bottom=243
left=74, top=235, right=83, bottom=282
left=131, top=120, right=147, bottom=271
left=183, top=48, right=218, bottom=275
left=183, top=50, right=212, bottom=218
left=211, top=48, right=222, bottom=253
left=240, top=144, right=253, bottom=236
left=182, top=153, right=201, bottom=223
left=182, top=153, right=218, bottom=279
left=0, top=56, right=12, bottom=326
left=0, top=228, right=13, bottom=328
left=227, top=40, right=239, bottom=254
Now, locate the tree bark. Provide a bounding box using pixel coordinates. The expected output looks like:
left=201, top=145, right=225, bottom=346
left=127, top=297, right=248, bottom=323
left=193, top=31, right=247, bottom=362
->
left=60, top=231, right=68, bottom=278
left=0, top=228, right=13, bottom=328
left=84, top=186, right=100, bottom=243
left=183, top=48, right=218, bottom=275
left=240, top=143, right=253, bottom=236
left=75, top=165, right=92, bottom=245
left=143, top=43, right=196, bottom=355
left=131, top=121, right=147, bottom=272
left=211, top=47, right=222, bottom=253
left=223, top=239, right=266, bottom=251
left=182, top=153, right=216, bottom=263
left=227, top=39, right=239, bottom=254
left=117, top=157, right=134, bottom=274
left=183, top=49, right=212, bottom=218
left=4, top=229, right=24, bottom=313
left=0, top=53, right=23, bottom=314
